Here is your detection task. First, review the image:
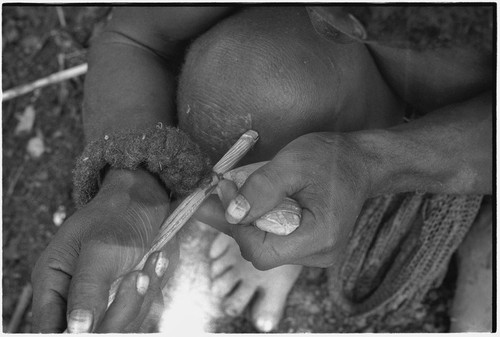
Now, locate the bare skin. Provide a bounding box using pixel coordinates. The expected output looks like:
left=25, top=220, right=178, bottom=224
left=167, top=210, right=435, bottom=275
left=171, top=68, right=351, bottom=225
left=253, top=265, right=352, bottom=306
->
left=177, top=7, right=402, bottom=331
left=31, top=6, right=492, bottom=333
left=209, top=233, right=302, bottom=332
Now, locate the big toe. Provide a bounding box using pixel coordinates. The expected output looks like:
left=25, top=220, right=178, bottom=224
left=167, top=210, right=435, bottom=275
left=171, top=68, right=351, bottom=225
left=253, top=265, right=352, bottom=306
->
left=251, top=265, right=303, bottom=332
left=209, top=232, right=303, bottom=332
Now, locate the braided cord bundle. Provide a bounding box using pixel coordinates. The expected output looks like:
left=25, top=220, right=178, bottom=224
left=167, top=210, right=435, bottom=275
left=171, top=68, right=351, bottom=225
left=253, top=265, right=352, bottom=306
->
left=327, top=192, right=483, bottom=319
left=72, top=124, right=212, bottom=207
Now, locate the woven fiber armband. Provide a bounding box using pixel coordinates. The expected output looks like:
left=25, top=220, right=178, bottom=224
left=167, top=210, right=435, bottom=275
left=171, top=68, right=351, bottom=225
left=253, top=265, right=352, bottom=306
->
left=72, top=124, right=212, bottom=207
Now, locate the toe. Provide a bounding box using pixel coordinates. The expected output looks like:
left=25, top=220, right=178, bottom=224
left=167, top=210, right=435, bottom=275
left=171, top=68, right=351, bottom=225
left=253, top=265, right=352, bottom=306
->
left=210, top=252, right=235, bottom=278
left=222, top=284, right=255, bottom=317
left=211, top=269, right=239, bottom=297
left=209, top=233, right=233, bottom=259
left=251, top=265, right=302, bottom=332
left=252, top=296, right=283, bottom=332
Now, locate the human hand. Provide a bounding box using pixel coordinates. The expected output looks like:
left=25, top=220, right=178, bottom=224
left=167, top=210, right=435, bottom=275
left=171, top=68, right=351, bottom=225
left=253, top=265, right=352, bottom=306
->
left=92, top=250, right=170, bottom=333
left=216, top=133, right=371, bottom=270
left=32, top=169, right=178, bottom=333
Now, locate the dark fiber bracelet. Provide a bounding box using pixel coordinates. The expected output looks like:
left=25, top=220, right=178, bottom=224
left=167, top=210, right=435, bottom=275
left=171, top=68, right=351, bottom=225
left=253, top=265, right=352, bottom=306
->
left=72, top=124, right=212, bottom=207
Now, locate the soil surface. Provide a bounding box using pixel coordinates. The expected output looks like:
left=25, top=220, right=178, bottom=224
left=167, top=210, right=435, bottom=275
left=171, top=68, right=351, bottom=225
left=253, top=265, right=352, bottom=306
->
left=3, top=5, right=459, bottom=333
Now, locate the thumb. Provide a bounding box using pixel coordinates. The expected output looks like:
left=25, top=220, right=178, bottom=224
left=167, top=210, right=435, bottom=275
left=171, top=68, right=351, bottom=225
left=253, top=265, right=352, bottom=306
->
left=224, top=160, right=299, bottom=225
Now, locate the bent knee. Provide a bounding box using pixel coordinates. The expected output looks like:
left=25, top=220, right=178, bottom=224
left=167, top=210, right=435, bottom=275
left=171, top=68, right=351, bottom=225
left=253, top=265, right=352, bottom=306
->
left=177, top=7, right=349, bottom=162
left=177, top=7, right=402, bottom=163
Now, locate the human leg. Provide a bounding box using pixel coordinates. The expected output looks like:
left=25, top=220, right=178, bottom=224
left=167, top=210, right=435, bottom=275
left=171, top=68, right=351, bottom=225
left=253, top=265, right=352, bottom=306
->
left=178, top=6, right=403, bottom=163
left=177, top=6, right=403, bottom=332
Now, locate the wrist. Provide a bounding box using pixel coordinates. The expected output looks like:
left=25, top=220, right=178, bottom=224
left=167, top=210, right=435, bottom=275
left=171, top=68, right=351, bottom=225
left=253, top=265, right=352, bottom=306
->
left=351, top=130, right=394, bottom=198
left=351, top=129, right=440, bottom=197
left=314, top=132, right=373, bottom=200
left=100, top=168, right=170, bottom=205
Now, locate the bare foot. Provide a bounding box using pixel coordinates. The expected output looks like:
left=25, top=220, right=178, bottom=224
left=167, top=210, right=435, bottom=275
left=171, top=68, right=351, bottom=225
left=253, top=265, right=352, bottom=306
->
left=209, top=232, right=302, bottom=332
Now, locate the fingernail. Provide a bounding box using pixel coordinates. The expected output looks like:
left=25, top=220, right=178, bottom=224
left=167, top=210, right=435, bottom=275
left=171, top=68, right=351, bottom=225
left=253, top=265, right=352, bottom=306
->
left=255, top=317, right=275, bottom=333
left=136, top=273, right=150, bottom=295
left=226, top=194, right=250, bottom=224
left=67, top=309, right=93, bottom=333
left=348, top=14, right=367, bottom=39
left=155, top=251, right=169, bottom=277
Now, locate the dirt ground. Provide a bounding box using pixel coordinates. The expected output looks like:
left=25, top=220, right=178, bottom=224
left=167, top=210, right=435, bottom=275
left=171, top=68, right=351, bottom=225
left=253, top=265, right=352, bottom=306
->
left=2, top=5, right=460, bottom=333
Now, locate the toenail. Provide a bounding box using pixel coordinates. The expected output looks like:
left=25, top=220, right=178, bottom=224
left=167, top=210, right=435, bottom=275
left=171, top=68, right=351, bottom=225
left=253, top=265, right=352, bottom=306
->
left=255, top=317, right=275, bottom=332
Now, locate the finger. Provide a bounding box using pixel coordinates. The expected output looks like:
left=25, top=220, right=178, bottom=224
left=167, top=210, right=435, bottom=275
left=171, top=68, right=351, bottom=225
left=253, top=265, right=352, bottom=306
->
left=139, top=251, right=169, bottom=324
left=193, top=195, right=232, bottom=234
left=96, top=271, right=149, bottom=332
left=231, top=209, right=329, bottom=270
left=141, top=250, right=169, bottom=287
left=216, top=179, right=238, bottom=207
left=66, top=243, right=129, bottom=333
left=155, top=239, right=178, bottom=289
left=31, top=253, right=72, bottom=333
left=127, top=250, right=173, bottom=333
left=224, top=162, right=300, bottom=225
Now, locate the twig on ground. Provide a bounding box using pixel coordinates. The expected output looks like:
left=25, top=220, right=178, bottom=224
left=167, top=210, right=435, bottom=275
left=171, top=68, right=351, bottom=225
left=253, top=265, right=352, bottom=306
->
left=7, top=283, right=33, bottom=333
left=6, top=163, right=25, bottom=199
left=57, top=53, right=69, bottom=103
left=56, top=6, right=67, bottom=28
left=3, top=63, right=88, bottom=102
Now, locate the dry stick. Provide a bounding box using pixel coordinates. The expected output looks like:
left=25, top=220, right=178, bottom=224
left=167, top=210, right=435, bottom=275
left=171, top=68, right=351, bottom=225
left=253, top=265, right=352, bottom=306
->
left=6, top=163, right=25, bottom=199
left=2, top=63, right=88, bottom=102
left=7, top=283, right=33, bottom=333
left=63, top=130, right=258, bottom=332
left=106, top=130, right=259, bottom=305
left=56, top=6, right=67, bottom=28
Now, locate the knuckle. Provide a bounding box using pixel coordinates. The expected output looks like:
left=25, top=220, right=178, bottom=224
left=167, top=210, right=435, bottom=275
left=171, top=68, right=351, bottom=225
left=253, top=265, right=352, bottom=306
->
left=247, top=169, right=276, bottom=192
left=251, top=259, right=272, bottom=271
left=250, top=252, right=275, bottom=270
left=239, top=243, right=271, bottom=270
left=249, top=247, right=279, bottom=271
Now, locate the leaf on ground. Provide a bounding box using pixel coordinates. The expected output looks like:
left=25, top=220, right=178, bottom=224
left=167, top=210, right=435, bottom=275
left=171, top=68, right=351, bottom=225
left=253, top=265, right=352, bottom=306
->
left=14, top=105, right=36, bottom=135
left=26, top=132, right=45, bottom=158
left=52, top=205, right=66, bottom=227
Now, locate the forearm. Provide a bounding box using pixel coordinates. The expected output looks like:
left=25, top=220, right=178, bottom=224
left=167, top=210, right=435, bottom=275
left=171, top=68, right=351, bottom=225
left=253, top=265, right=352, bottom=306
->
left=81, top=7, right=235, bottom=190
left=355, top=91, right=492, bottom=196
left=82, top=6, right=234, bottom=141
